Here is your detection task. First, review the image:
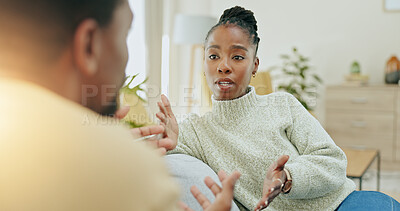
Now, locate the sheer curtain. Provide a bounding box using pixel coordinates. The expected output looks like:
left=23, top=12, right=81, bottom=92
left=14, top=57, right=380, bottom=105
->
left=125, top=0, right=164, bottom=118
left=126, top=0, right=146, bottom=85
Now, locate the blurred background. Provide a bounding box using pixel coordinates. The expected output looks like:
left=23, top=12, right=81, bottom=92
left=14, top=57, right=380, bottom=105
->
left=125, top=0, right=400, bottom=200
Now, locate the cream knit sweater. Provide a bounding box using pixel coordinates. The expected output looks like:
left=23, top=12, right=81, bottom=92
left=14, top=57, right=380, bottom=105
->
left=170, top=87, right=355, bottom=211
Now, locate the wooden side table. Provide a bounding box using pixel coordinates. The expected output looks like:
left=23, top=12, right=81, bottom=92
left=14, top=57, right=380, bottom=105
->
left=342, top=148, right=380, bottom=191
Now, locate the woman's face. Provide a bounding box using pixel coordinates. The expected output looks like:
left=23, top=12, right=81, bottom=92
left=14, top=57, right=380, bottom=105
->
left=204, top=25, right=259, bottom=100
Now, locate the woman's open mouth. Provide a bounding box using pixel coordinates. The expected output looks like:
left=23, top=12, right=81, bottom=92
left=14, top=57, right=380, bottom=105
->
left=216, top=78, right=234, bottom=91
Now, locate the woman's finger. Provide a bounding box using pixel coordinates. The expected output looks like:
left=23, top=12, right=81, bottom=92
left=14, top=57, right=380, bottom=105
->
left=274, top=155, right=289, bottom=171
left=220, top=171, right=241, bottom=198
left=267, top=178, right=283, bottom=194
left=266, top=155, right=290, bottom=177
left=157, top=101, right=168, bottom=116
left=190, top=185, right=212, bottom=209
left=256, top=179, right=283, bottom=210
left=218, top=170, right=228, bottom=182
left=156, top=112, right=167, bottom=123
left=161, top=94, right=174, bottom=118
left=266, top=187, right=281, bottom=202
left=204, top=176, right=222, bottom=196
left=159, top=121, right=166, bottom=128
left=266, top=179, right=283, bottom=199
left=261, top=188, right=281, bottom=210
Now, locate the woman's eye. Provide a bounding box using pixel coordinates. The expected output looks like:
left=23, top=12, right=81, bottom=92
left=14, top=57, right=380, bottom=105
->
left=233, top=55, right=245, bottom=60
left=209, top=55, right=218, bottom=60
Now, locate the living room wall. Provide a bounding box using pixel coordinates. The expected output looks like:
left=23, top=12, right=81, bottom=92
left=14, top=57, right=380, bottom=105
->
left=167, top=0, right=400, bottom=123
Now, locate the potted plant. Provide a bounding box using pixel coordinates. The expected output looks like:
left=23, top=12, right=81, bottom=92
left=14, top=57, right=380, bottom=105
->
left=119, top=74, right=153, bottom=128
left=273, top=47, right=323, bottom=111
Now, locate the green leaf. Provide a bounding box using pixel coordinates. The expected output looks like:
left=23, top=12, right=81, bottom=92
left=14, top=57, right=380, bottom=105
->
left=313, top=74, right=323, bottom=83
left=300, top=66, right=309, bottom=72
left=280, top=54, right=290, bottom=59
left=277, top=85, right=288, bottom=90
left=308, top=83, right=318, bottom=88
left=298, top=54, right=310, bottom=62
left=300, top=100, right=309, bottom=110
left=123, top=120, right=145, bottom=128
left=126, top=74, right=139, bottom=87
left=120, top=74, right=148, bottom=103
left=275, top=47, right=322, bottom=110
left=299, top=72, right=305, bottom=79
left=293, top=62, right=300, bottom=69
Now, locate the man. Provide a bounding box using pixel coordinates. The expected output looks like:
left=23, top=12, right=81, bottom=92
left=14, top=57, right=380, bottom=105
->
left=0, top=0, right=239, bottom=210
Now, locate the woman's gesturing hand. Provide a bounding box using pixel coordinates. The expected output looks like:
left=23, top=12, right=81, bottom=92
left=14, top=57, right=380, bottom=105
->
left=255, top=155, right=290, bottom=211
left=156, top=94, right=179, bottom=151
left=180, top=170, right=241, bottom=211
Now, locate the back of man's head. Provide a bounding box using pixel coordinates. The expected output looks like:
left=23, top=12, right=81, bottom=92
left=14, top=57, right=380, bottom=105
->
left=0, top=0, right=132, bottom=116
left=0, top=0, right=122, bottom=70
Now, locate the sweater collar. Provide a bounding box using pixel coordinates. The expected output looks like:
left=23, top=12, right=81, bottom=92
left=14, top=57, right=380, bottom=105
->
left=211, top=86, right=258, bottom=121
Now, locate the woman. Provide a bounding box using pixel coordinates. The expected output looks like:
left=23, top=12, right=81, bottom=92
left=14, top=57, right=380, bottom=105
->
left=157, top=6, right=399, bottom=211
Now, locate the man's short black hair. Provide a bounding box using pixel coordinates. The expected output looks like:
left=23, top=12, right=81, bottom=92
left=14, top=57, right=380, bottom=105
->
left=0, top=0, right=123, bottom=50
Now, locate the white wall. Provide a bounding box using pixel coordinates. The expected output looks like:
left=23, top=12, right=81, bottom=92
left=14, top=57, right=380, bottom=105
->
left=167, top=0, right=400, bottom=123
left=210, top=0, right=400, bottom=84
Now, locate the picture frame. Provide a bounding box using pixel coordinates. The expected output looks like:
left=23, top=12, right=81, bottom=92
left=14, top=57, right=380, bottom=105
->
left=384, top=0, right=400, bottom=12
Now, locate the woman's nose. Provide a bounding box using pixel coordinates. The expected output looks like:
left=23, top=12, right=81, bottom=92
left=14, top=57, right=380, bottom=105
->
left=217, top=59, right=231, bottom=74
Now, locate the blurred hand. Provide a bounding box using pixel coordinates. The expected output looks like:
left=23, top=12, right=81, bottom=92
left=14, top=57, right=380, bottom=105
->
left=114, top=106, right=130, bottom=120
left=130, top=125, right=174, bottom=155
left=180, top=170, right=241, bottom=211
left=156, top=94, right=178, bottom=151
left=255, top=155, right=289, bottom=211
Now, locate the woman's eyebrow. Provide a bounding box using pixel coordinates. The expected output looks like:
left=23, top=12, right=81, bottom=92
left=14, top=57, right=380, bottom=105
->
left=230, top=45, right=248, bottom=52
left=206, top=45, right=220, bottom=50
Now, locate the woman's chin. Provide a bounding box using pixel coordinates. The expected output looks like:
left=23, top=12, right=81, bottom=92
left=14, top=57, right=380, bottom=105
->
left=214, top=92, right=236, bottom=101
left=213, top=90, right=248, bottom=101
left=214, top=84, right=234, bottom=95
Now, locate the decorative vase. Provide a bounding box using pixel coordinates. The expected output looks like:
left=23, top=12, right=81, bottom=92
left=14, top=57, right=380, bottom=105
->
left=385, top=56, right=400, bottom=84
left=350, top=61, right=361, bottom=74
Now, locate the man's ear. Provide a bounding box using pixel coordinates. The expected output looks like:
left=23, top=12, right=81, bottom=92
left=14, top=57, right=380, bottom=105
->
left=252, top=57, right=260, bottom=75
left=73, top=19, right=102, bottom=77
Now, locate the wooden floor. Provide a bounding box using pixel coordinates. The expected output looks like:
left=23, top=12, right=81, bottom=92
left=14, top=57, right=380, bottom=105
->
left=351, top=168, right=400, bottom=203
left=384, top=191, right=400, bottom=202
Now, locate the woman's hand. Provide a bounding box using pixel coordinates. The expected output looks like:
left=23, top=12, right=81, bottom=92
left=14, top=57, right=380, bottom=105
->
left=156, top=94, right=179, bottom=151
left=255, top=155, right=290, bottom=211
left=180, top=170, right=241, bottom=211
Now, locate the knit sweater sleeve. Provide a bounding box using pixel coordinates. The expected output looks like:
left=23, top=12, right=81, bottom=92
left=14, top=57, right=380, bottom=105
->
left=167, top=115, right=204, bottom=160
left=282, top=94, right=348, bottom=199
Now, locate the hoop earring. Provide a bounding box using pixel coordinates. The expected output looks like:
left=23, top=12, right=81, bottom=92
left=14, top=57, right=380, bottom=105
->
left=252, top=73, right=256, bottom=78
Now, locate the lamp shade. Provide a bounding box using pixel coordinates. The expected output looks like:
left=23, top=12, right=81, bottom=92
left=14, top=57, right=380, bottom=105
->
left=173, top=14, right=217, bottom=45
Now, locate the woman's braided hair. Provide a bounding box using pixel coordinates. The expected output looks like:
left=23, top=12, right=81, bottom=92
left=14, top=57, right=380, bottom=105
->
left=205, top=6, right=260, bottom=54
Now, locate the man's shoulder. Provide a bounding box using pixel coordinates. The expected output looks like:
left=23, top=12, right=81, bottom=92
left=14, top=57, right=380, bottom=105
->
left=0, top=78, right=135, bottom=146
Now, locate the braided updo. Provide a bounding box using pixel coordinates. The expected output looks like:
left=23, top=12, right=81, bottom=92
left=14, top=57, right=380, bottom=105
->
left=205, top=6, right=260, bottom=54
